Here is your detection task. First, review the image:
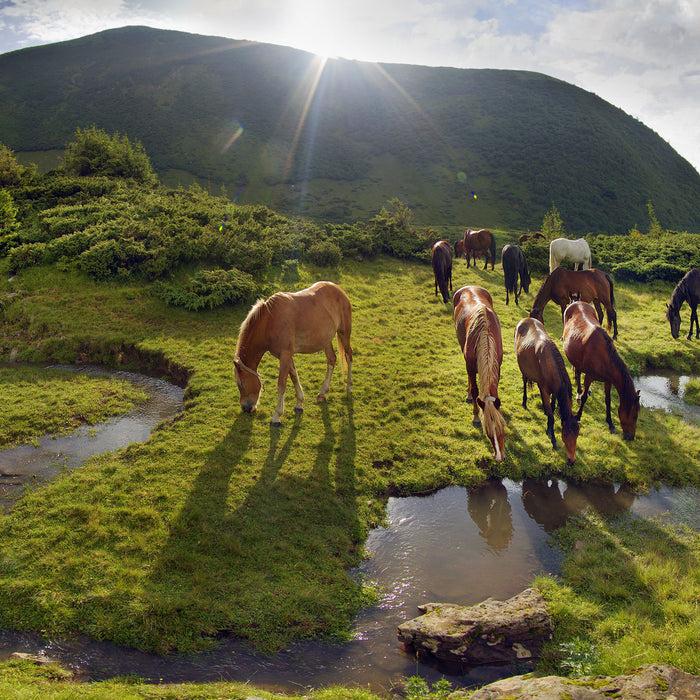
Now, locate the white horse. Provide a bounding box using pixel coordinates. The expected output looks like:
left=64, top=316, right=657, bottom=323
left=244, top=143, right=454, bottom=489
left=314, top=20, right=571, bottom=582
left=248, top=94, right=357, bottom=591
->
left=549, top=237, right=591, bottom=273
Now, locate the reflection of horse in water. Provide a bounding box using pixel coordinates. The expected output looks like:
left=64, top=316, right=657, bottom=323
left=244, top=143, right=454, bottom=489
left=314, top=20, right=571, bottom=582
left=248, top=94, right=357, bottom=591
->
left=521, top=479, right=635, bottom=534
left=467, top=479, right=513, bottom=551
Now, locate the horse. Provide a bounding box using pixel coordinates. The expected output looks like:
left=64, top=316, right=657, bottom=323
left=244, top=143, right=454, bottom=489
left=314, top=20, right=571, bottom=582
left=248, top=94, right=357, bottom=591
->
left=501, top=244, right=531, bottom=306
left=463, top=228, right=496, bottom=270
left=518, top=231, right=545, bottom=245
left=453, top=285, right=506, bottom=461
left=562, top=300, right=640, bottom=440
left=549, top=237, right=591, bottom=273
left=454, top=238, right=466, bottom=259
left=514, top=317, right=580, bottom=464
left=529, top=267, right=618, bottom=339
left=431, top=240, right=453, bottom=303
left=233, top=281, right=353, bottom=425
left=666, top=268, right=700, bottom=340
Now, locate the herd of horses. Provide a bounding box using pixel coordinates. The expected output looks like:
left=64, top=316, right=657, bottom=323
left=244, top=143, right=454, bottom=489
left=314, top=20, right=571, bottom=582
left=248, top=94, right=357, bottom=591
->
left=232, top=232, right=699, bottom=466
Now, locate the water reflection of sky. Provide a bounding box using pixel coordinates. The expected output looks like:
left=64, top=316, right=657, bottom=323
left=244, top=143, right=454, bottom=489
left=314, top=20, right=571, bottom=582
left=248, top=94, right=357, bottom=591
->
left=635, top=373, right=700, bottom=424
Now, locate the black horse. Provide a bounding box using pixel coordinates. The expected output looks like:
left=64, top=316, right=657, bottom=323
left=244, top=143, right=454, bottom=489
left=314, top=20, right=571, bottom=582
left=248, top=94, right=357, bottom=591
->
left=666, top=268, right=700, bottom=339
left=501, top=244, right=531, bottom=306
left=431, top=240, right=453, bottom=303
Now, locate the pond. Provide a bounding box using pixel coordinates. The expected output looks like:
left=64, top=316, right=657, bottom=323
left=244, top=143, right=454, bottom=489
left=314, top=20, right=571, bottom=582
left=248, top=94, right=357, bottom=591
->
left=0, top=369, right=698, bottom=695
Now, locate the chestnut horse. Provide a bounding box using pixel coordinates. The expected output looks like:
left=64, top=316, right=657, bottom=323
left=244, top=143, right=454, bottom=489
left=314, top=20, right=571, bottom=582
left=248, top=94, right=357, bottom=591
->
left=562, top=301, right=639, bottom=440
left=453, top=285, right=506, bottom=461
left=454, top=238, right=466, bottom=259
left=431, top=240, right=453, bottom=303
left=549, top=237, right=591, bottom=273
left=234, top=281, right=352, bottom=425
left=514, top=317, right=579, bottom=464
left=463, top=228, right=496, bottom=270
left=501, top=244, right=531, bottom=306
left=530, top=267, right=618, bottom=339
left=666, top=268, right=700, bottom=340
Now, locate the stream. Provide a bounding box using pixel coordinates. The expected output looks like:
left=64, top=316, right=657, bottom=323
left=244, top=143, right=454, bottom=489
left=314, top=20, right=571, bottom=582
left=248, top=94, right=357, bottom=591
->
left=0, top=367, right=698, bottom=694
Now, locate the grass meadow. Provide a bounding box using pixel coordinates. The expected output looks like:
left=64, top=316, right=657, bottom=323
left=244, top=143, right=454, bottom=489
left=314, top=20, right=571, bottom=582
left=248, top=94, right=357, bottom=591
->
left=0, top=252, right=699, bottom=697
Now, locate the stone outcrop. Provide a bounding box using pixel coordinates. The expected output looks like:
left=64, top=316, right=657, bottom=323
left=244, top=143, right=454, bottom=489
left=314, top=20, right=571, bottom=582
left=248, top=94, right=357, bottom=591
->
left=397, top=588, right=552, bottom=667
left=459, top=663, right=700, bottom=699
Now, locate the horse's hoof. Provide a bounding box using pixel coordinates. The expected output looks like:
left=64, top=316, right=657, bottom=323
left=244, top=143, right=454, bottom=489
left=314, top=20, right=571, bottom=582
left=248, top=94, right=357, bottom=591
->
left=608, top=425, right=616, bottom=434
left=294, top=407, right=304, bottom=414
left=472, top=419, right=481, bottom=428
left=270, top=419, right=282, bottom=427
left=316, top=395, right=327, bottom=403
left=466, top=396, right=473, bottom=404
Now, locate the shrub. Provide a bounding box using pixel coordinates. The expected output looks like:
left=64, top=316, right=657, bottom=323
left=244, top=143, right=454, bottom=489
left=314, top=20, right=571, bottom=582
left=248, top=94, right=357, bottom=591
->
left=157, top=268, right=258, bottom=311
left=307, top=240, right=342, bottom=267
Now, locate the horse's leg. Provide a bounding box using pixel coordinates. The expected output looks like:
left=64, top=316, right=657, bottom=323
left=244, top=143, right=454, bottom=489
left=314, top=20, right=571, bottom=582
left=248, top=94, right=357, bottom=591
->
left=468, top=372, right=480, bottom=426
left=574, top=368, right=583, bottom=403
left=521, top=376, right=528, bottom=408
left=271, top=352, right=293, bottom=425
left=593, top=300, right=604, bottom=324
left=604, top=381, right=615, bottom=433
left=317, top=344, right=337, bottom=401
left=540, top=389, right=556, bottom=449
left=575, top=374, right=593, bottom=421
left=689, top=304, right=699, bottom=339
left=609, top=305, right=618, bottom=340
left=289, top=358, right=305, bottom=413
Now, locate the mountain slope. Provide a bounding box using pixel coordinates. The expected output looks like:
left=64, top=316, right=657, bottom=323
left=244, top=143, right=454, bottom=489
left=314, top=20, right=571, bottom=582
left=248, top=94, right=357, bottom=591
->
left=1, top=26, right=699, bottom=233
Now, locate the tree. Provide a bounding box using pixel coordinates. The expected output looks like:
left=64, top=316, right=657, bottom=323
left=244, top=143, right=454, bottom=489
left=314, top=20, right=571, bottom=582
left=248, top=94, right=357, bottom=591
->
left=62, top=126, right=158, bottom=185
left=0, top=189, right=18, bottom=233
left=541, top=203, right=565, bottom=239
left=647, top=201, right=663, bottom=237
left=0, top=143, right=34, bottom=187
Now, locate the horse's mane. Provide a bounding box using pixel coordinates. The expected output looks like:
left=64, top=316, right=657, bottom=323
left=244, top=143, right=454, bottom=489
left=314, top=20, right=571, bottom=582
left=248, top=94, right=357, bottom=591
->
left=467, top=305, right=501, bottom=399
left=669, top=274, right=690, bottom=311
left=532, top=272, right=553, bottom=310
left=602, top=331, right=636, bottom=402
left=235, top=296, right=271, bottom=356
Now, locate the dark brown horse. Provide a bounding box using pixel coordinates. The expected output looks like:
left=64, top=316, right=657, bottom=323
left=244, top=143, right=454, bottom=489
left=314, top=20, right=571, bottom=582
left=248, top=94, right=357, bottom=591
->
left=453, top=285, right=506, bottom=461
left=530, top=267, right=618, bottom=339
left=562, top=301, right=639, bottom=440
left=431, top=240, right=453, bottom=303
left=501, top=244, right=531, bottom=306
left=666, top=268, right=700, bottom=339
left=518, top=231, right=545, bottom=245
left=514, top=317, right=579, bottom=464
left=454, top=238, right=466, bottom=259
left=234, top=281, right=352, bottom=425
left=463, top=228, right=496, bottom=270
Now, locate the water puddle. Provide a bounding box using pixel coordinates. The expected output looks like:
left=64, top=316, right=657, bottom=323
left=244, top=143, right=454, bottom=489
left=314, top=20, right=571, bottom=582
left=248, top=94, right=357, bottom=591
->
left=0, top=371, right=698, bottom=694
left=634, top=372, right=699, bottom=424
left=0, top=365, right=184, bottom=511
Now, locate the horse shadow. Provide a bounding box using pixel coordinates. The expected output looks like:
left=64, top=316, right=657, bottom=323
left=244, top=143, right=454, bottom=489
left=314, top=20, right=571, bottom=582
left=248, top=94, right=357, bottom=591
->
left=147, top=399, right=358, bottom=649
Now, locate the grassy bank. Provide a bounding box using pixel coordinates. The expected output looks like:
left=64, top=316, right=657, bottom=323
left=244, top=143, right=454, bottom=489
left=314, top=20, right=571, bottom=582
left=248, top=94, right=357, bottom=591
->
left=0, top=255, right=699, bottom=691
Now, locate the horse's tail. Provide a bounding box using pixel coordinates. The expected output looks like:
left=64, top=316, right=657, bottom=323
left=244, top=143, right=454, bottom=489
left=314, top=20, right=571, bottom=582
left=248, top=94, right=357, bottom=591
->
left=549, top=244, right=555, bottom=272
left=336, top=299, right=353, bottom=372
left=605, top=272, right=616, bottom=309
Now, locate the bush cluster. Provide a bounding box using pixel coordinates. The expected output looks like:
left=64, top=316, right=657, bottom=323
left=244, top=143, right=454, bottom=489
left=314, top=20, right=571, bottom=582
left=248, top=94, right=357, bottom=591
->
left=156, top=268, right=258, bottom=311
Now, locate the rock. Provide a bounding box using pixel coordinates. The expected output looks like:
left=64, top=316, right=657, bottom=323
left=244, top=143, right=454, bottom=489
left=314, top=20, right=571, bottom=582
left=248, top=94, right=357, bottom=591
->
left=468, top=663, right=700, bottom=699
left=397, top=588, right=552, bottom=667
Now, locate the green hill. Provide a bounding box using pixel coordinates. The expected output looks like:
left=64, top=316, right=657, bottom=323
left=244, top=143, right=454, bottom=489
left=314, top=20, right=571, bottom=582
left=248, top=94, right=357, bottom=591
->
left=2, top=25, right=699, bottom=233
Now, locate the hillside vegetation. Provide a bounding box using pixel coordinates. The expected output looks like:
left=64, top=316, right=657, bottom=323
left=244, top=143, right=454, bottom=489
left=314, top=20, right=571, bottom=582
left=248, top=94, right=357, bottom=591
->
left=2, top=26, right=700, bottom=233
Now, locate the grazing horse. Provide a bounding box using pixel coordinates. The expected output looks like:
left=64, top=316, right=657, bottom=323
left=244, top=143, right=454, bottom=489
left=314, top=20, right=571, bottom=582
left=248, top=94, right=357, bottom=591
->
left=453, top=285, right=506, bottom=461
left=431, top=240, right=453, bottom=303
left=514, top=318, right=579, bottom=464
left=454, top=238, right=466, bottom=259
left=549, top=237, right=592, bottom=273
left=233, top=281, right=353, bottom=425
left=501, top=244, right=531, bottom=306
left=529, top=267, right=618, bottom=339
left=562, top=301, right=640, bottom=440
left=666, top=268, right=700, bottom=340
left=463, top=228, right=497, bottom=270
left=518, top=231, right=545, bottom=245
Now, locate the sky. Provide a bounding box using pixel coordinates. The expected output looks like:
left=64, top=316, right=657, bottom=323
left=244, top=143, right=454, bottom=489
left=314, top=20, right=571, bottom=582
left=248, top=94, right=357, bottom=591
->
left=1, top=0, right=699, bottom=174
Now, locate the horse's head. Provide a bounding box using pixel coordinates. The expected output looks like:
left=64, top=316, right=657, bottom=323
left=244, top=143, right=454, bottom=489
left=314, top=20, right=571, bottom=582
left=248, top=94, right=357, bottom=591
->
left=477, top=396, right=505, bottom=462
left=529, top=306, right=543, bottom=323
left=562, top=416, right=580, bottom=465
left=666, top=302, right=681, bottom=339
left=619, top=390, right=640, bottom=441
left=234, top=357, right=262, bottom=413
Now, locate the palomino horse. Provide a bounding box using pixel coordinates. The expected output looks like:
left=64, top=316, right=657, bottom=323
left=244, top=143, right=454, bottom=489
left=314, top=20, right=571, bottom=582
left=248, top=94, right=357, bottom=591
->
left=549, top=237, right=591, bottom=273
left=514, top=317, right=579, bottom=464
left=529, top=267, right=618, bottom=339
left=453, top=285, right=506, bottom=461
left=233, top=281, right=353, bottom=425
left=431, top=240, right=453, bottom=303
left=501, top=244, right=531, bottom=306
left=463, top=228, right=497, bottom=270
left=562, top=301, right=640, bottom=440
left=666, top=268, right=700, bottom=340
